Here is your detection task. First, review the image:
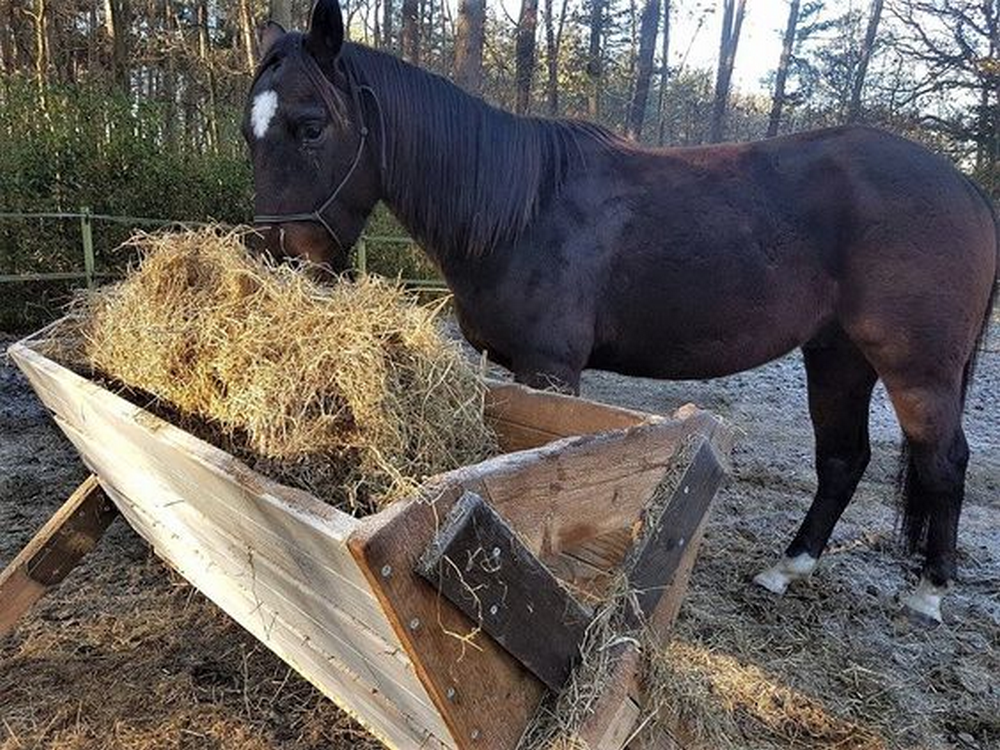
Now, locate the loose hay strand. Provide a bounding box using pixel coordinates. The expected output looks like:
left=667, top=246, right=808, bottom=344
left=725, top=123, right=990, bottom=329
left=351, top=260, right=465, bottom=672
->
left=46, top=226, right=497, bottom=515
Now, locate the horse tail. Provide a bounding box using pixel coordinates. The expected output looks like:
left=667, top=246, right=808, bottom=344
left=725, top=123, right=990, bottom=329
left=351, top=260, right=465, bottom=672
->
left=896, top=177, right=999, bottom=553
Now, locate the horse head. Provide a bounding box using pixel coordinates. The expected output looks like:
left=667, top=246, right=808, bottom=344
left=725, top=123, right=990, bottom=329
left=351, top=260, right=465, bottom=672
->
left=244, top=0, right=380, bottom=273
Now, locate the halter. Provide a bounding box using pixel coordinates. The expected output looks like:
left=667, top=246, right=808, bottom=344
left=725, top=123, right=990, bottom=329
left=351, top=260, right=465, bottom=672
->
left=253, top=42, right=385, bottom=250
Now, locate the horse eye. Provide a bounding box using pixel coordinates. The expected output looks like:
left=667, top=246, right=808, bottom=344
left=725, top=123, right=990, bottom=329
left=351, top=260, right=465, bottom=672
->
left=301, top=122, right=324, bottom=144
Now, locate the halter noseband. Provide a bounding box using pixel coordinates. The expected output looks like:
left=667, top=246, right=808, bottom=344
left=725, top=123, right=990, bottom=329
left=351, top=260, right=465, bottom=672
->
left=253, top=43, right=384, bottom=251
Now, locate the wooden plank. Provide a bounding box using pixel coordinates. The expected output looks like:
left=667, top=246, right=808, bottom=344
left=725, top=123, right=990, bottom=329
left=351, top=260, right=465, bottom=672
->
left=10, top=343, right=393, bottom=641
left=477, top=415, right=722, bottom=558
left=350, top=482, right=547, bottom=750
left=574, top=646, right=644, bottom=750
left=10, top=342, right=453, bottom=747
left=0, top=475, right=117, bottom=635
left=104, top=484, right=451, bottom=750
left=625, top=440, right=727, bottom=626
left=47, top=413, right=449, bottom=743
left=573, top=433, right=732, bottom=750
left=414, top=491, right=591, bottom=692
left=485, top=382, right=652, bottom=452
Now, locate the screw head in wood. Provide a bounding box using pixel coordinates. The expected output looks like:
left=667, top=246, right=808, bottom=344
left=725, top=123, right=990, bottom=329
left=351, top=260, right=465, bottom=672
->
left=380, top=564, right=392, bottom=578
left=489, top=604, right=499, bottom=616
left=471, top=729, right=481, bottom=740
left=408, top=617, right=421, bottom=631
left=446, top=687, right=456, bottom=701
left=491, top=546, right=501, bottom=558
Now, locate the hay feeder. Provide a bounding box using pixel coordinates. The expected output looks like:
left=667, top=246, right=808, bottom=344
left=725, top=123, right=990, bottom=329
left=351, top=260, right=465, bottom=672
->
left=5, top=328, right=734, bottom=750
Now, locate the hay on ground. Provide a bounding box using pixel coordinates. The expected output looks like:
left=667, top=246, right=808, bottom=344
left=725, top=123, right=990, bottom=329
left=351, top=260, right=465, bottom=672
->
left=47, top=227, right=497, bottom=515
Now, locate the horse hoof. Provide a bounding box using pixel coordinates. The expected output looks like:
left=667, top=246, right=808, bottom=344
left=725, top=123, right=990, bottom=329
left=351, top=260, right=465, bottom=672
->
left=753, top=553, right=817, bottom=595
left=901, top=577, right=946, bottom=625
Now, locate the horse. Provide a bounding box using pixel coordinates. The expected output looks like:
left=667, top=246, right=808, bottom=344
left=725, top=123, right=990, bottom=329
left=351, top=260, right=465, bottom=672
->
left=243, top=0, right=998, bottom=623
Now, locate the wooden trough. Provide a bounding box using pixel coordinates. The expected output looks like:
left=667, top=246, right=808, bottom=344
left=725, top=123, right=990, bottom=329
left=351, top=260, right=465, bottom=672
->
left=5, top=330, right=734, bottom=750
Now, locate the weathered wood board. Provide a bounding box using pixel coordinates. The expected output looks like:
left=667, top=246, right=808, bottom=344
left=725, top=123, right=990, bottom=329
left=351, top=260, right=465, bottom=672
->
left=0, top=474, right=118, bottom=636
left=9, top=333, right=733, bottom=750
left=8, top=341, right=452, bottom=750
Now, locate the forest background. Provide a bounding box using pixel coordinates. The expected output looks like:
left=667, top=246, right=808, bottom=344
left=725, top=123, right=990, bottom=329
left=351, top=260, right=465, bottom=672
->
left=2, top=0, right=998, bottom=326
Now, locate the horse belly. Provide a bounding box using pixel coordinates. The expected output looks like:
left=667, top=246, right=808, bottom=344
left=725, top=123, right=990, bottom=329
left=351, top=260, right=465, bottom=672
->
left=591, top=265, right=835, bottom=380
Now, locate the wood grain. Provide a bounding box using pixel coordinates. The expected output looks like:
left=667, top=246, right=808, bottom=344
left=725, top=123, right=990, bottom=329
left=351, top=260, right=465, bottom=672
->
left=415, top=491, right=591, bottom=691
left=0, top=474, right=117, bottom=636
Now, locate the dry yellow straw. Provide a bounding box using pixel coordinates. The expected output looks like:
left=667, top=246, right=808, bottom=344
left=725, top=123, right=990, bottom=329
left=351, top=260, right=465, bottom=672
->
left=56, top=226, right=496, bottom=514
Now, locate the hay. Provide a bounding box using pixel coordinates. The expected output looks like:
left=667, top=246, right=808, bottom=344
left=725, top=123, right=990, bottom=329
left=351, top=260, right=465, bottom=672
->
left=48, top=227, right=497, bottom=514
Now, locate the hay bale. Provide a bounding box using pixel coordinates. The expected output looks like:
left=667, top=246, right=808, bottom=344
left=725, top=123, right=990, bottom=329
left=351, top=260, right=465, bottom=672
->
left=52, top=227, right=496, bottom=514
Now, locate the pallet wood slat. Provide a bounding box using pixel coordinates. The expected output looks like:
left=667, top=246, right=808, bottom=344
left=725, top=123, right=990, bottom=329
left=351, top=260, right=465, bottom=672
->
left=415, top=491, right=592, bottom=691
left=0, top=474, right=118, bottom=635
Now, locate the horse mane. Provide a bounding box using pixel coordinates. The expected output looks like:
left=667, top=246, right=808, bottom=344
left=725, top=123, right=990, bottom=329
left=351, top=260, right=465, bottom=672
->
left=335, top=43, right=627, bottom=259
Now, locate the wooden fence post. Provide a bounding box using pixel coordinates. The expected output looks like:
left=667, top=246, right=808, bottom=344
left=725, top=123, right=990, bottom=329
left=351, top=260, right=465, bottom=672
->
left=80, top=207, right=95, bottom=289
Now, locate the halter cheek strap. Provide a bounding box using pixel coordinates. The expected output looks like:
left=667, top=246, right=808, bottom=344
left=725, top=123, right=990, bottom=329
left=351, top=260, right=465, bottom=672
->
left=253, top=120, right=369, bottom=249
left=253, top=46, right=385, bottom=250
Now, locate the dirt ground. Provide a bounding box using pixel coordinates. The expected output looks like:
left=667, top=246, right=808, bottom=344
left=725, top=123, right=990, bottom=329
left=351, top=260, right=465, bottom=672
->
left=1, top=323, right=998, bottom=750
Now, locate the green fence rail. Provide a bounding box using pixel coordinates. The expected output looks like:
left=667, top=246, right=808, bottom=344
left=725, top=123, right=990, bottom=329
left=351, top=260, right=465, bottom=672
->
left=0, top=209, right=448, bottom=293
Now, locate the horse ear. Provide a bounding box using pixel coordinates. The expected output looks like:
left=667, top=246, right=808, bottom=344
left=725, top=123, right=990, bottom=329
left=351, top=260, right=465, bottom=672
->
left=258, top=21, right=286, bottom=60
left=305, top=0, right=345, bottom=69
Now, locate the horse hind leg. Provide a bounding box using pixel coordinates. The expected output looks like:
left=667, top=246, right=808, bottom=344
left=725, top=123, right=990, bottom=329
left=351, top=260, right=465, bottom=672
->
left=888, top=382, right=968, bottom=623
left=755, top=330, right=877, bottom=594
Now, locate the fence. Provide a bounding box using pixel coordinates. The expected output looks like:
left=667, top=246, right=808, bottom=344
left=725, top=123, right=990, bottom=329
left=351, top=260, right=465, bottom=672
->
left=0, top=209, right=448, bottom=293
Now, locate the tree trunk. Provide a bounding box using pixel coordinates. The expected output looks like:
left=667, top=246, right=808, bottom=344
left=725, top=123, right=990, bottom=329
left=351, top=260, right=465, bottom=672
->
left=656, top=0, right=671, bottom=144
left=31, top=0, right=47, bottom=99
left=454, top=0, right=484, bottom=92
left=106, top=0, right=130, bottom=90
left=270, top=0, right=292, bottom=30
left=847, top=0, right=883, bottom=123
left=709, top=0, right=746, bottom=143
left=238, top=0, right=255, bottom=73
left=515, top=0, right=539, bottom=114
left=586, top=0, right=607, bottom=118
left=627, top=0, right=660, bottom=139
left=383, top=0, right=394, bottom=50
left=197, top=0, right=219, bottom=153
left=545, top=0, right=569, bottom=115
left=402, top=0, right=420, bottom=62
left=767, top=0, right=800, bottom=138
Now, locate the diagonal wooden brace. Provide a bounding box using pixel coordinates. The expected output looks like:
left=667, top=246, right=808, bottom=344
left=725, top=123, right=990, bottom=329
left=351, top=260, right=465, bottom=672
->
left=415, top=490, right=593, bottom=691
left=0, top=474, right=118, bottom=636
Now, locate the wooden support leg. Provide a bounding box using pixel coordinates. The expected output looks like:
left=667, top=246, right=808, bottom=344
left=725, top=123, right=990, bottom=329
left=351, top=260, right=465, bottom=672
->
left=0, top=474, right=118, bottom=636
left=574, top=437, right=729, bottom=750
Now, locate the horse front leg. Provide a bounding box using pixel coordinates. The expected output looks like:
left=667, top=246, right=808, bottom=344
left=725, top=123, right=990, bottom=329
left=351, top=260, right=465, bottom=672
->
left=755, top=334, right=877, bottom=595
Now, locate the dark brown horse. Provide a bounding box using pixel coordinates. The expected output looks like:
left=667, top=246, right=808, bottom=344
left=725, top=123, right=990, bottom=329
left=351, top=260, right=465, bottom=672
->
left=244, top=0, right=998, bottom=622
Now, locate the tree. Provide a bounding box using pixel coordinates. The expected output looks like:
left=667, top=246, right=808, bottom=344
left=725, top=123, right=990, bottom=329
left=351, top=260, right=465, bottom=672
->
left=655, top=0, right=671, bottom=144
left=454, top=0, right=485, bottom=92
left=515, top=0, right=539, bottom=113
left=709, top=0, right=747, bottom=143
left=627, top=0, right=659, bottom=139
left=383, top=0, right=394, bottom=50
left=847, top=0, right=883, bottom=122
left=543, top=0, right=569, bottom=115
left=767, top=0, right=801, bottom=137
left=401, top=0, right=420, bottom=62
left=586, top=0, right=607, bottom=118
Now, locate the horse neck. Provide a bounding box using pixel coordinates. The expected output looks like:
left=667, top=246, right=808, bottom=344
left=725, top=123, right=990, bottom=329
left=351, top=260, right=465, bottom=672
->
left=342, top=45, right=587, bottom=270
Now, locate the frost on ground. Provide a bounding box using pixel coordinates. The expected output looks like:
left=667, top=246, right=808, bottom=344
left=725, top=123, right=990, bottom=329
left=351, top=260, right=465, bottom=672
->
left=579, top=325, right=1000, bottom=750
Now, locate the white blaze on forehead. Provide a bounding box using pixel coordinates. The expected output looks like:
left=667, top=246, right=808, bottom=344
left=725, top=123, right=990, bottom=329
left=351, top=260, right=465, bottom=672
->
left=251, top=90, right=279, bottom=139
